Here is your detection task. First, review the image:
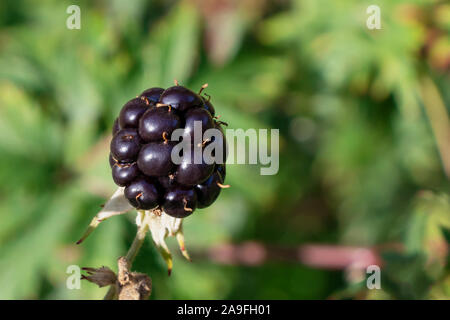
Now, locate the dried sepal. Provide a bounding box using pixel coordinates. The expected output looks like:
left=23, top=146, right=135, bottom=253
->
left=82, top=257, right=152, bottom=300
left=81, top=266, right=116, bottom=288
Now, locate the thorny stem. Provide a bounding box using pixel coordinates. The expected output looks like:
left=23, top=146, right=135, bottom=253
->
left=104, top=211, right=149, bottom=300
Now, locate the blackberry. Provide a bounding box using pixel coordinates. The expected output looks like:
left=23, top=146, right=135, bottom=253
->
left=159, top=86, right=202, bottom=112
left=175, top=146, right=214, bottom=186
left=112, top=118, right=121, bottom=136
left=158, top=175, right=176, bottom=190
left=139, top=106, right=181, bottom=142
left=162, top=187, right=197, bottom=218
left=110, top=128, right=141, bottom=162
left=119, top=98, right=149, bottom=128
left=109, top=153, right=117, bottom=168
left=137, top=142, right=174, bottom=177
left=124, top=177, right=160, bottom=210
left=183, top=107, right=214, bottom=141
left=109, top=84, right=228, bottom=218
left=216, top=163, right=226, bottom=180
left=112, top=162, right=139, bottom=187
left=195, top=171, right=223, bottom=209
left=202, top=96, right=215, bottom=117
left=210, top=122, right=228, bottom=164
left=139, top=87, right=164, bottom=105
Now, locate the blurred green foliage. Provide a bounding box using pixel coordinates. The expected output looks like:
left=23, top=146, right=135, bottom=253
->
left=0, top=0, right=449, bottom=299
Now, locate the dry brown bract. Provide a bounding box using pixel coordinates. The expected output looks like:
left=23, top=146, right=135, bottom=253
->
left=82, top=256, right=152, bottom=300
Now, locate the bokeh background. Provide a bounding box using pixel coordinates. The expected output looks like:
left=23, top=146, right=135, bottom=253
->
left=0, top=0, right=449, bottom=299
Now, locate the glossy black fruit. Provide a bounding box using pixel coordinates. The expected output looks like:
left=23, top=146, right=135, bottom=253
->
left=162, top=187, right=197, bottom=218
left=202, top=97, right=215, bottom=117
left=110, top=84, right=227, bottom=214
left=159, top=86, right=203, bottom=112
left=176, top=146, right=214, bottom=186
left=140, top=87, right=164, bottom=105
left=137, top=142, right=174, bottom=177
left=195, top=171, right=223, bottom=208
left=110, top=128, right=141, bottom=162
left=119, top=98, right=148, bottom=128
left=211, top=122, right=228, bottom=164
left=216, top=163, right=226, bottom=180
left=139, top=106, right=181, bottom=142
left=112, top=118, right=121, bottom=135
left=124, top=177, right=159, bottom=210
left=109, top=153, right=117, bottom=168
left=158, top=174, right=176, bottom=190
left=183, top=107, right=214, bottom=142
left=112, top=162, right=139, bottom=187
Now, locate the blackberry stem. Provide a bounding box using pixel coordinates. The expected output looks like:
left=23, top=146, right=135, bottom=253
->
left=104, top=210, right=150, bottom=300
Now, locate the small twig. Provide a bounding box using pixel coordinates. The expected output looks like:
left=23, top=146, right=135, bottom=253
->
left=104, top=211, right=150, bottom=300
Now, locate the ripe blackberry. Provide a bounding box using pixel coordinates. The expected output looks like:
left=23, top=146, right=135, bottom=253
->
left=195, top=171, right=223, bottom=208
left=119, top=98, right=149, bottom=128
left=139, top=106, right=181, bottom=142
left=183, top=107, right=214, bottom=141
left=137, top=142, right=174, bottom=177
left=159, top=86, right=203, bottom=112
left=162, top=187, right=197, bottom=218
left=124, top=177, right=160, bottom=210
left=109, top=84, right=228, bottom=218
left=176, top=146, right=214, bottom=186
left=216, top=163, right=226, bottom=180
left=112, top=162, right=139, bottom=187
left=110, top=128, right=142, bottom=162
left=202, top=96, right=215, bottom=117
left=109, top=153, right=117, bottom=168
left=139, top=87, right=164, bottom=105
left=158, top=175, right=176, bottom=190
left=112, top=118, right=121, bottom=136
left=210, top=122, right=228, bottom=164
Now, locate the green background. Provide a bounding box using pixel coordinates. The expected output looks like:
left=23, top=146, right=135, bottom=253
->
left=0, top=0, right=449, bottom=299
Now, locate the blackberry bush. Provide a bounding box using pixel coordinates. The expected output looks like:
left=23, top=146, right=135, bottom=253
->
left=109, top=83, right=228, bottom=218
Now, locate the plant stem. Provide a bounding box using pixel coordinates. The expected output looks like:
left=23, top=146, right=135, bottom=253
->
left=103, top=280, right=117, bottom=300
left=103, top=211, right=149, bottom=300
left=126, top=219, right=149, bottom=262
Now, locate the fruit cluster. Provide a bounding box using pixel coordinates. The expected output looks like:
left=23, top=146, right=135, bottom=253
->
left=109, top=84, right=227, bottom=218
